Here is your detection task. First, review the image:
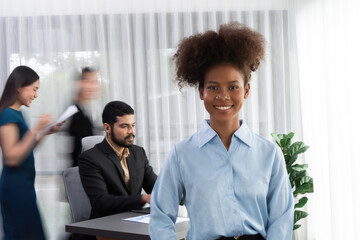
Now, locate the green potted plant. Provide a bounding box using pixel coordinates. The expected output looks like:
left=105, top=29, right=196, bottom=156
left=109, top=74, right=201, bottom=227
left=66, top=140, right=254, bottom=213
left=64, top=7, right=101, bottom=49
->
left=271, top=132, right=314, bottom=230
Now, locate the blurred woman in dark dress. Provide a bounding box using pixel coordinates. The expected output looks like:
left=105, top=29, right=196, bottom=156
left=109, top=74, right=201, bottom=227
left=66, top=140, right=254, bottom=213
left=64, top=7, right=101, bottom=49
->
left=0, top=66, right=61, bottom=239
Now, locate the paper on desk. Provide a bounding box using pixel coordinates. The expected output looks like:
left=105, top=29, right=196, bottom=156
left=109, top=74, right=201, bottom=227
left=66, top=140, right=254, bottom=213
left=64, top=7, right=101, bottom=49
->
left=40, top=105, right=79, bottom=134
left=122, top=214, right=189, bottom=224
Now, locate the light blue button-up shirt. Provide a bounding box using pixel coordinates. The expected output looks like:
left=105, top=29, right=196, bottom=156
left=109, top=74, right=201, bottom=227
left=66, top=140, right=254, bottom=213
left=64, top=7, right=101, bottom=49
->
left=149, top=120, right=294, bottom=240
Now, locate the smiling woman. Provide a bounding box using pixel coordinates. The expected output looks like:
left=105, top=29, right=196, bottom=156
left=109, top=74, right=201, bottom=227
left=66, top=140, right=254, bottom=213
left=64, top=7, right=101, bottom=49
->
left=200, top=63, right=250, bottom=149
left=0, top=66, right=62, bottom=239
left=16, top=80, right=39, bottom=107
left=149, top=22, right=294, bottom=240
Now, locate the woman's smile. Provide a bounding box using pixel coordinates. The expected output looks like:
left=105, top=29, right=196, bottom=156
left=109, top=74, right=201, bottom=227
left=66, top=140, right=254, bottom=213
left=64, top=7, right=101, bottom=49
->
left=214, top=105, right=234, bottom=111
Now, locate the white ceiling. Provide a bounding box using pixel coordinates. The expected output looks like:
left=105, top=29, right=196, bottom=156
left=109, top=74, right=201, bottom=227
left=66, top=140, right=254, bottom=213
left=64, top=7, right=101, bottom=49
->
left=0, top=0, right=288, bottom=17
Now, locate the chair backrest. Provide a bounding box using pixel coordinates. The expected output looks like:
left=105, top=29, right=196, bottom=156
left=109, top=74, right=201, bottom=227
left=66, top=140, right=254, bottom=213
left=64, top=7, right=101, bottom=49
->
left=81, top=135, right=104, bottom=153
left=63, top=167, right=91, bottom=222
left=63, top=136, right=103, bottom=222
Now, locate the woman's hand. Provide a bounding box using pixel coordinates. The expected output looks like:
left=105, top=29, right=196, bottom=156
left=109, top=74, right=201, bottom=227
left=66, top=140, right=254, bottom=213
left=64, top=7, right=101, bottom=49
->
left=46, top=121, right=65, bottom=135
left=33, top=114, right=52, bottom=134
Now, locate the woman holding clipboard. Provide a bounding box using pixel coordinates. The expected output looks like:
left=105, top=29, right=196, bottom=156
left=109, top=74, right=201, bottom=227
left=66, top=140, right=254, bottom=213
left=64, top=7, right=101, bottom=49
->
left=0, top=66, right=62, bottom=239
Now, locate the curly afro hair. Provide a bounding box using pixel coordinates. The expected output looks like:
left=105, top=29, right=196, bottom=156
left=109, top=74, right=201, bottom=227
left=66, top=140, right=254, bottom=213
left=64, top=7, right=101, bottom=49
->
left=173, top=22, right=265, bottom=89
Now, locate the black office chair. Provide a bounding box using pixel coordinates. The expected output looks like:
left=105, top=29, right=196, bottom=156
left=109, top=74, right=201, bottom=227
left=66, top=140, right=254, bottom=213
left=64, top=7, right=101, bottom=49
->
left=63, top=136, right=104, bottom=240
left=64, top=136, right=104, bottom=221
left=63, top=167, right=91, bottom=223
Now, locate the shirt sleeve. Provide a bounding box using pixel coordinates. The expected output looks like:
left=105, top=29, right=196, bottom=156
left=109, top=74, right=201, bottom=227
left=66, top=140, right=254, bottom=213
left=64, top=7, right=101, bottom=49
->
left=266, top=145, right=294, bottom=240
left=140, top=147, right=158, bottom=193
left=0, top=108, right=20, bottom=126
left=149, top=145, right=185, bottom=240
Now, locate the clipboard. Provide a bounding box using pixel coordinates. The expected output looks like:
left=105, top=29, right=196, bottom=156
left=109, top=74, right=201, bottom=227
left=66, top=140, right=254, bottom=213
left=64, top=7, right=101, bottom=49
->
left=40, top=105, right=79, bottom=134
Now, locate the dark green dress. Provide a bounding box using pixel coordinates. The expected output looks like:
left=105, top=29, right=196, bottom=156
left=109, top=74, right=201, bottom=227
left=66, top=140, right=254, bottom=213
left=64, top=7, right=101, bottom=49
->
left=0, top=107, right=46, bottom=240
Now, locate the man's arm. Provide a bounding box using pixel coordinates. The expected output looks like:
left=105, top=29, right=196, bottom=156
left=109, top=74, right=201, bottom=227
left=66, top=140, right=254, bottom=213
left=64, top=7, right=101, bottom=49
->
left=266, top=146, right=294, bottom=240
left=149, top=146, right=184, bottom=240
left=78, top=151, right=144, bottom=217
left=139, top=147, right=157, bottom=193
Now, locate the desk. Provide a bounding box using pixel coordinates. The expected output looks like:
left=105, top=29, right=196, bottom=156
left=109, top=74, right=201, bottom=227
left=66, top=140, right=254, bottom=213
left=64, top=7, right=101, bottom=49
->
left=65, top=212, right=190, bottom=240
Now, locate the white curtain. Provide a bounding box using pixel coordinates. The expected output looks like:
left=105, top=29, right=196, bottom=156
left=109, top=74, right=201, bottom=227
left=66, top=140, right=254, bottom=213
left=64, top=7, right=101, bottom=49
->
left=292, top=0, right=360, bottom=239
left=0, top=0, right=302, bottom=239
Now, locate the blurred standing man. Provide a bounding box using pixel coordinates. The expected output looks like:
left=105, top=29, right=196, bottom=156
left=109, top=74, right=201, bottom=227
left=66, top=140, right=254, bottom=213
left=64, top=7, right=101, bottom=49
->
left=78, top=101, right=157, bottom=219
left=68, top=67, right=100, bottom=166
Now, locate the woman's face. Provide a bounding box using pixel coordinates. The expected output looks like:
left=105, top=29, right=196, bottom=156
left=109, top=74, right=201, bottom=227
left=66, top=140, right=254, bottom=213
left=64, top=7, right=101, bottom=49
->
left=17, top=79, right=40, bottom=107
left=199, top=63, right=250, bottom=125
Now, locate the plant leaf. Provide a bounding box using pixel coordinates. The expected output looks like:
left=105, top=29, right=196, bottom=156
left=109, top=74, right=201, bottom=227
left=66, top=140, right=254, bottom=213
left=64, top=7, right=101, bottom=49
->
left=280, top=138, right=291, bottom=149
left=294, top=175, right=312, bottom=188
left=290, top=170, right=309, bottom=190
left=287, top=155, right=298, bottom=168
left=271, top=133, right=281, bottom=146
left=299, top=176, right=312, bottom=186
left=288, top=142, right=304, bottom=156
left=294, top=197, right=308, bottom=209
left=294, top=210, right=309, bottom=224
left=271, top=131, right=312, bottom=232
left=288, top=141, right=309, bottom=157
left=293, top=224, right=301, bottom=230
left=278, top=134, right=287, bottom=140
left=296, top=146, right=309, bottom=155
left=290, top=170, right=306, bottom=183
left=285, top=155, right=293, bottom=173
left=292, top=164, right=308, bottom=171
left=293, top=180, right=314, bottom=196
left=286, top=132, right=295, bottom=139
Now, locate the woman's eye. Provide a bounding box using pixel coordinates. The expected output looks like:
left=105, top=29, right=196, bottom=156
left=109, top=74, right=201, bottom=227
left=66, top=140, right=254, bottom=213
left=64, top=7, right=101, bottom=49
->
left=207, top=86, right=218, bottom=90
left=229, top=86, right=239, bottom=90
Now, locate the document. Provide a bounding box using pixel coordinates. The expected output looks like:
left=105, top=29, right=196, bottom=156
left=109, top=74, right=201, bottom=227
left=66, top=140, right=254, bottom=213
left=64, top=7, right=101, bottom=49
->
left=40, top=105, right=79, bottom=134
left=122, top=214, right=189, bottom=224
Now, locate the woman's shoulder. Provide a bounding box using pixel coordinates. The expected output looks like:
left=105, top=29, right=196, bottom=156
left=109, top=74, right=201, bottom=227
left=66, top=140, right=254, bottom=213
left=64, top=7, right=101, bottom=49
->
left=0, top=107, right=23, bottom=126
left=174, top=132, right=199, bottom=151
left=250, top=131, right=278, bottom=150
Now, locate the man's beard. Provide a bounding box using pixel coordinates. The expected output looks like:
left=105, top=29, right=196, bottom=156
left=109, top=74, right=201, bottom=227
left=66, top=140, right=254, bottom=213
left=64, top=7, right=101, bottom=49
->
left=110, top=128, right=135, bottom=148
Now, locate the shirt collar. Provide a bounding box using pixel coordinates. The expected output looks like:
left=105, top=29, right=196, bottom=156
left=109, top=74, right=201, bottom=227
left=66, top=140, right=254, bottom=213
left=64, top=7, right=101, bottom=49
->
left=105, top=137, right=130, bottom=158
left=233, top=120, right=253, bottom=147
left=197, top=119, right=253, bottom=148
left=197, top=120, right=218, bottom=148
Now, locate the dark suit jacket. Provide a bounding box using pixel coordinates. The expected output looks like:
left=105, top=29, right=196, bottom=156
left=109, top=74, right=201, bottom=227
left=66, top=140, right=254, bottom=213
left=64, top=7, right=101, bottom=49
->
left=78, top=139, right=157, bottom=219
left=69, top=104, right=93, bottom=166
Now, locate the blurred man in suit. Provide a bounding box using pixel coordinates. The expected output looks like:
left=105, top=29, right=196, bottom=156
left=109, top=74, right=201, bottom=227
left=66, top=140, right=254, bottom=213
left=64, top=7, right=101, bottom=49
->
left=69, top=67, right=100, bottom=166
left=78, top=101, right=157, bottom=219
